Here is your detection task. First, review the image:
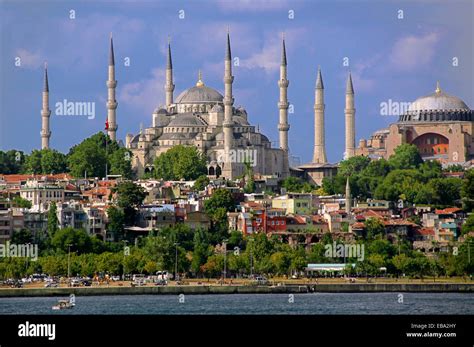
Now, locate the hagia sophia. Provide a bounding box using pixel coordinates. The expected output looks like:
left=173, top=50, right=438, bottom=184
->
left=38, top=32, right=473, bottom=184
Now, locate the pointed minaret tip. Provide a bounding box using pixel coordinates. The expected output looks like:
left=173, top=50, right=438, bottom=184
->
left=281, top=35, right=287, bottom=66
left=167, top=39, right=173, bottom=70
left=435, top=81, right=441, bottom=94
left=43, top=62, right=49, bottom=92
left=225, top=29, right=231, bottom=60
left=346, top=72, right=354, bottom=94
left=316, top=66, right=324, bottom=89
left=109, top=34, right=115, bottom=66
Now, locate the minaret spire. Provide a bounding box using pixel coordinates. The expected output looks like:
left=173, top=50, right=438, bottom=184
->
left=41, top=62, right=51, bottom=150
left=277, top=35, right=290, bottom=177
left=345, top=177, right=352, bottom=214
left=313, top=66, right=327, bottom=163
left=165, top=37, right=175, bottom=108
left=106, top=33, right=118, bottom=141
left=222, top=28, right=235, bottom=178
left=344, top=72, right=355, bottom=159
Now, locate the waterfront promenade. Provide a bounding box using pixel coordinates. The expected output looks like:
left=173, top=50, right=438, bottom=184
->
left=1, top=280, right=473, bottom=297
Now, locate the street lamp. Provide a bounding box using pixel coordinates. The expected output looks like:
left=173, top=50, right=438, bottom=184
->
left=223, top=239, right=228, bottom=284
left=67, top=244, right=72, bottom=281
left=248, top=238, right=254, bottom=278
left=174, top=242, right=179, bottom=282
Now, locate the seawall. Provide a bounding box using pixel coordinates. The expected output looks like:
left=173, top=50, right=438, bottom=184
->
left=0, top=283, right=473, bottom=297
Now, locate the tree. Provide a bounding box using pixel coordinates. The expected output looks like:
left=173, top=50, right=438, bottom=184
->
left=269, top=252, right=291, bottom=275
left=365, top=218, right=385, bottom=239
left=106, top=206, right=125, bottom=240
left=0, top=150, right=26, bottom=174
left=50, top=227, right=94, bottom=254
left=338, top=156, right=371, bottom=177
left=461, top=214, right=474, bottom=235
left=47, top=202, right=59, bottom=236
left=193, top=175, right=210, bottom=192
left=24, top=149, right=67, bottom=174
left=153, top=145, right=207, bottom=180
left=24, top=150, right=43, bottom=174
left=113, top=181, right=147, bottom=225
left=281, top=177, right=315, bottom=193
left=67, top=132, right=120, bottom=178
left=392, top=254, right=410, bottom=276
left=11, top=229, right=33, bottom=244
left=461, top=169, right=474, bottom=211
left=204, top=188, right=235, bottom=216
left=40, top=149, right=67, bottom=174
left=388, top=144, right=423, bottom=170
left=108, top=147, right=133, bottom=179
left=426, top=177, right=462, bottom=206
left=12, top=196, right=32, bottom=209
left=191, top=229, right=211, bottom=275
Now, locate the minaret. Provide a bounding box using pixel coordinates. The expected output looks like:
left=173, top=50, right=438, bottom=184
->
left=223, top=30, right=234, bottom=156
left=165, top=38, right=175, bottom=109
left=345, top=177, right=351, bottom=214
left=313, top=66, right=327, bottom=163
left=41, top=62, right=51, bottom=150
left=278, top=37, right=290, bottom=152
left=106, top=34, right=118, bottom=141
left=344, top=72, right=355, bottom=159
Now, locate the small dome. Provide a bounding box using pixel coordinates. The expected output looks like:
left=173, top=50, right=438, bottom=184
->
left=210, top=104, right=224, bottom=113
left=233, top=116, right=250, bottom=125
left=175, top=85, right=223, bottom=104
left=215, top=132, right=224, bottom=141
left=155, top=108, right=168, bottom=115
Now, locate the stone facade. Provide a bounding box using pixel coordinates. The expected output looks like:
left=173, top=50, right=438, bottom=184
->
left=356, top=83, right=474, bottom=165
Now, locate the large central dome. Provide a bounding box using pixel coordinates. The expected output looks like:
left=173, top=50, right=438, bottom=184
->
left=175, top=85, right=223, bottom=104
left=408, top=83, right=469, bottom=112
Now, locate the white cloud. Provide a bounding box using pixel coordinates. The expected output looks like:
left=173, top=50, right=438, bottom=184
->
left=215, top=0, right=292, bottom=12
left=15, top=49, right=43, bottom=69
left=118, top=68, right=165, bottom=115
left=240, top=28, right=307, bottom=74
left=390, top=32, right=439, bottom=71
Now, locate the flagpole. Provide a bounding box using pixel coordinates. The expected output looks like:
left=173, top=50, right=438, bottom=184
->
left=105, top=119, right=108, bottom=180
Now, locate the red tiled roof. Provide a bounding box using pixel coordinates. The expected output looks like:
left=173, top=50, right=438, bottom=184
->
left=435, top=207, right=462, bottom=215
left=352, top=222, right=365, bottom=229
left=1, top=173, right=73, bottom=183
left=416, top=228, right=435, bottom=236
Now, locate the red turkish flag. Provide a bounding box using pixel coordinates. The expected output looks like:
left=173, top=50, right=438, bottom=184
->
left=105, top=119, right=109, bottom=130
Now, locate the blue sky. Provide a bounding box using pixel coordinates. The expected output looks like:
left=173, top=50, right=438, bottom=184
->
left=0, top=0, right=473, bottom=164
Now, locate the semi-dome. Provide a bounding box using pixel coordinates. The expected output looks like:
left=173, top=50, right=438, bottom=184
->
left=408, top=83, right=469, bottom=112
left=175, top=85, right=223, bottom=104
left=167, top=113, right=206, bottom=127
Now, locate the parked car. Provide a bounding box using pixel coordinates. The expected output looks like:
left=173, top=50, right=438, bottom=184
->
left=252, top=276, right=269, bottom=285
left=70, top=279, right=81, bottom=287
left=45, top=282, right=59, bottom=288
left=82, top=279, right=92, bottom=287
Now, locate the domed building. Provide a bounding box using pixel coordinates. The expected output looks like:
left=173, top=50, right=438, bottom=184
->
left=125, top=36, right=290, bottom=179
left=356, top=82, right=474, bottom=164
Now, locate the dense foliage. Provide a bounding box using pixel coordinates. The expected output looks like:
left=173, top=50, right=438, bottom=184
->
left=322, top=144, right=463, bottom=207
left=153, top=145, right=207, bottom=180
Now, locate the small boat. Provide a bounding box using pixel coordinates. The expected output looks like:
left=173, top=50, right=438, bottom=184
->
left=52, top=294, right=75, bottom=310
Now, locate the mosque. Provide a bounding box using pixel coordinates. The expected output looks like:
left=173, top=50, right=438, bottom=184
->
left=38, top=32, right=473, bottom=184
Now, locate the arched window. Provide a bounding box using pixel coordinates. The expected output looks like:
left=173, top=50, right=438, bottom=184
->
left=208, top=167, right=215, bottom=176
left=216, top=165, right=222, bottom=178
